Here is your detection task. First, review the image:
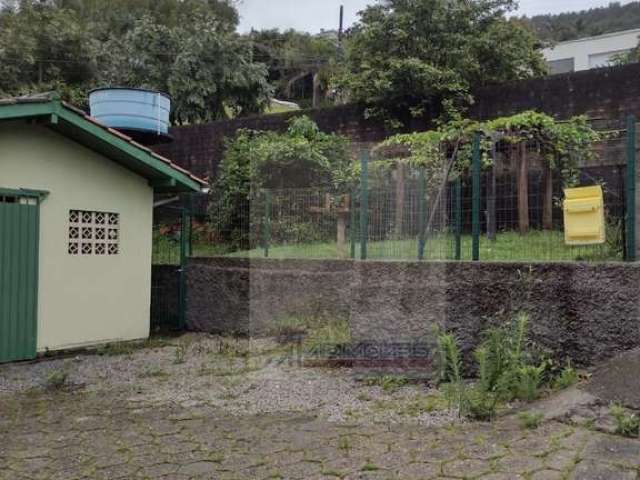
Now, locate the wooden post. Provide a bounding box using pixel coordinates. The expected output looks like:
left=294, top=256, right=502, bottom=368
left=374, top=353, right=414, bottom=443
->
left=487, top=141, right=497, bottom=241
left=542, top=160, right=553, bottom=230
left=336, top=195, right=349, bottom=259
left=517, top=142, right=530, bottom=235
left=394, top=162, right=405, bottom=238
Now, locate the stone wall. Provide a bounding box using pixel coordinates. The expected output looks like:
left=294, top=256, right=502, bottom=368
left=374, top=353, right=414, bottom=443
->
left=183, top=257, right=640, bottom=367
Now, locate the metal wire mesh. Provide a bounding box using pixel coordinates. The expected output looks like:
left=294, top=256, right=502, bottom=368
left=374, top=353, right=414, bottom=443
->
left=153, top=133, right=631, bottom=263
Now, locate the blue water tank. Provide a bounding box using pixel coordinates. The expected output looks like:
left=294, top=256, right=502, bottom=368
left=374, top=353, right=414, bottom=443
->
left=89, top=88, right=172, bottom=144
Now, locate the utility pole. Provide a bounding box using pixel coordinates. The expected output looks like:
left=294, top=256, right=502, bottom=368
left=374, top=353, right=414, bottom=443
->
left=338, top=5, right=344, bottom=46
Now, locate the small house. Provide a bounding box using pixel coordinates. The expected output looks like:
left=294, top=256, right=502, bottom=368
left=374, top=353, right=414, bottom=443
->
left=0, top=94, right=205, bottom=362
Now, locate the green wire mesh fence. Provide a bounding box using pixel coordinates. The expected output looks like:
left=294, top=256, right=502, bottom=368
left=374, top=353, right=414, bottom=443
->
left=152, top=121, right=635, bottom=264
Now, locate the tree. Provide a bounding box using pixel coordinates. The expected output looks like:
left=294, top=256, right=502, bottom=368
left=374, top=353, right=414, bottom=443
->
left=0, top=0, right=271, bottom=122
left=248, top=29, right=339, bottom=108
left=96, top=13, right=272, bottom=123
left=334, top=0, right=547, bottom=127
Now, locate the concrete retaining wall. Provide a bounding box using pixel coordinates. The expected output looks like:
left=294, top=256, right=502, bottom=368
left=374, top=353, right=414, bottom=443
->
left=183, top=257, right=640, bottom=366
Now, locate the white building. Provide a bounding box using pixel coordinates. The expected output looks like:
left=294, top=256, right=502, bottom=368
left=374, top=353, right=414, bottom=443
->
left=543, top=28, right=640, bottom=75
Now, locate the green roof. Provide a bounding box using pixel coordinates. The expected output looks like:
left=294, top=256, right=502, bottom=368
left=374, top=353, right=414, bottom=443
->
left=0, top=94, right=205, bottom=193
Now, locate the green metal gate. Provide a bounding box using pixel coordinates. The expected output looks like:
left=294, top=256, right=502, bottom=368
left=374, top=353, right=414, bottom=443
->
left=0, top=190, right=41, bottom=363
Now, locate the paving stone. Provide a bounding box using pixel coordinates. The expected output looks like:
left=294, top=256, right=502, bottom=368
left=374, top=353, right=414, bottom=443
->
left=395, top=462, right=440, bottom=479
left=494, top=454, right=545, bottom=474
left=530, top=470, right=565, bottom=480
left=582, top=434, right=640, bottom=468
left=569, top=460, right=638, bottom=480
left=442, top=459, right=491, bottom=478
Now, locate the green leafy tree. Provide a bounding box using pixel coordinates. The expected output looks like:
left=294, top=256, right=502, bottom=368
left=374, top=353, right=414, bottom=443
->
left=248, top=29, right=339, bottom=108
left=335, top=0, right=546, bottom=127
left=0, top=0, right=271, bottom=122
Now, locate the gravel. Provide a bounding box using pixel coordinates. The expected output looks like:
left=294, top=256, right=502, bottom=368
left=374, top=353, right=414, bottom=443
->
left=0, top=333, right=458, bottom=427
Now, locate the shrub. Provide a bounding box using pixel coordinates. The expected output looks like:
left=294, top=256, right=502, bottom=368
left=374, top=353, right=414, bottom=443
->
left=610, top=404, right=640, bottom=437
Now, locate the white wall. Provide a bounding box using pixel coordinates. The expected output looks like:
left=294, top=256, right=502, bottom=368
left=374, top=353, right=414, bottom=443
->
left=543, top=28, right=640, bottom=73
left=0, top=122, right=154, bottom=351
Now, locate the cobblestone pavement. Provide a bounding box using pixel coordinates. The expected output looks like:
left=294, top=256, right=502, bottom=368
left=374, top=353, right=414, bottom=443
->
left=1, top=337, right=640, bottom=479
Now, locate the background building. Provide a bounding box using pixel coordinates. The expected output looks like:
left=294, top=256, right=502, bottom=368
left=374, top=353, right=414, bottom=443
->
left=543, top=28, right=640, bottom=74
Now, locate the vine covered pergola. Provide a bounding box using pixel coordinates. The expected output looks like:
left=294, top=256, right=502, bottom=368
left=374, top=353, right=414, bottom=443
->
left=377, top=111, right=602, bottom=236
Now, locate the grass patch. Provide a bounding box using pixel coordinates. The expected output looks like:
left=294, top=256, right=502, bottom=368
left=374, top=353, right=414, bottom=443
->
left=214, top=230, right=621, bottom=263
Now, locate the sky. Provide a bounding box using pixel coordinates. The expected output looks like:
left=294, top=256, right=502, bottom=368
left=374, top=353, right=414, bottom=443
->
left=236, top=0, right=637, bottom=33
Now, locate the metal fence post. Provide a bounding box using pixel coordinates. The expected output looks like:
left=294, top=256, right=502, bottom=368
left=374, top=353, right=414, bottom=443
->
left=350, top=187, right=357, bottom=259
left=360, top=150, right=369, bottom=260
left=178, top=207, right=188, bottom=330
left=472, top=132, right=482, bottom=261
left=627, top=115, right=637, bottom=261
left=454, top=178, right=462, bottom=260
left=263, top=190, right=271, bottom=258
left=417, top=168, right=427, bottom=260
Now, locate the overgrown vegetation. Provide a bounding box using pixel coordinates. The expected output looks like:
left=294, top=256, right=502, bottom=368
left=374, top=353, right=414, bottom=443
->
left=210, top=116, right=354, bottom=250
left=436, top=313, right=567, bottom=421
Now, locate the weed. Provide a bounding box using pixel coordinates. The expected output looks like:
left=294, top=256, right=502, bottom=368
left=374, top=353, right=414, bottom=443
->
left=356, top=392, right=372, bottom=402
left=401, top=393, right=448, bottom=416
left=139, top=368, right=169, bottom=379
left=45, top=368, right=69, bottom=390
left=361, top=461, right=379, bottom=471
left=554, top=360, right=578, bottom=390
left=338, top=435, right=352, bottom=455
left=518, top=411, right=544, bottom=430
left=610, top=404, right=640, bottom=437
left=272, top=316, right=309, bottom=341
left=517, top=363, right=546, bottom=402
left=363, top=374, right=408, bottom=393
left=321, top=468, right=345, bottom=478
left=436, top=331, right=462, bottom=385
left=437, top=312, right=548, bottom=421
left=303, top=318, right=350, bottom=353
left=173, top=343, right=187, bottom=365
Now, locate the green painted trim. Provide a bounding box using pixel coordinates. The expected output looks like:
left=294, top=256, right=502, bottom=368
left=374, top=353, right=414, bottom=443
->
left=0, top=102, right=53, bottom=121
left=471, top=132, right=482, bottom=261
left=56, top=107, right=202, bottom=192
left=0, top=188, right=49, bottom=199
left=0, top=100, right=202, bottom=193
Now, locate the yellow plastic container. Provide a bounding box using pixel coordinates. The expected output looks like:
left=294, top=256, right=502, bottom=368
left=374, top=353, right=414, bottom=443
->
left=563, top=185, right=605, bottom=245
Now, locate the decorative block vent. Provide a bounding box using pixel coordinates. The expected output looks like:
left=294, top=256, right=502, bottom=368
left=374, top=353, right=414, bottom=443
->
left=68, top=210, right=119, bottom=255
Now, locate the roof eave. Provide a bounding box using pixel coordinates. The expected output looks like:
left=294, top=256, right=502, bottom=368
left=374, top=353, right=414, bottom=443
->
left=0, top=99, right=205, bottom=193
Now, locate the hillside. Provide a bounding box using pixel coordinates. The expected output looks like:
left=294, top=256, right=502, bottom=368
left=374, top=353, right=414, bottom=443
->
left=524, top=1, right=640, bottom=42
